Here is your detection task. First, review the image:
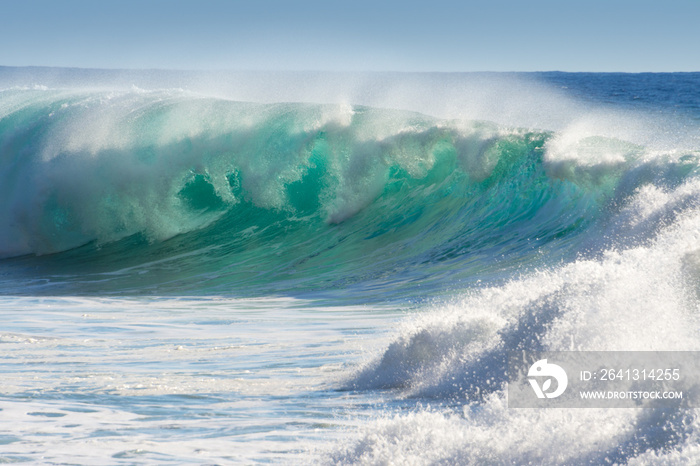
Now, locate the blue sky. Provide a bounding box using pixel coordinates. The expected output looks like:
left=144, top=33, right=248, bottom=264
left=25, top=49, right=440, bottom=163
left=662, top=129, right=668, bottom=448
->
left=2, top=0, right=699, bottom=72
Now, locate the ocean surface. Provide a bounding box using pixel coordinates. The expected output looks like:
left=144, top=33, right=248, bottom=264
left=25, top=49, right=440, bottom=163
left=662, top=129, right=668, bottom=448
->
left=1, top=68, right=700, bottom=464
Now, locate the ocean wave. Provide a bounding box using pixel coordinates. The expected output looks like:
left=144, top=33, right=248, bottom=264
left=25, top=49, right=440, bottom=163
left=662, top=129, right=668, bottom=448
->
left=0, top=88, right=698, bottom=298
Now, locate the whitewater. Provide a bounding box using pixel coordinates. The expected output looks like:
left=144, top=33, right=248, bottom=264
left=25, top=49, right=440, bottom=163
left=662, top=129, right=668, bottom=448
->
left=1, top=68, right=700, bottom=464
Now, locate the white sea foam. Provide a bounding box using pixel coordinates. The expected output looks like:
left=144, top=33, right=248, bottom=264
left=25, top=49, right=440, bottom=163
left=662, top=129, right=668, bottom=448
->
left=332, top=172, right=700, bottom=464
left=0, top=296, right=395, bottom=464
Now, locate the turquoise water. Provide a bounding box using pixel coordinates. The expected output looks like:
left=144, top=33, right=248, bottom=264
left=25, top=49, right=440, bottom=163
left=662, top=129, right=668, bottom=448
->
left=0, top=91, right=600, bottom=300
left=1, top=69, right=700, bottom=464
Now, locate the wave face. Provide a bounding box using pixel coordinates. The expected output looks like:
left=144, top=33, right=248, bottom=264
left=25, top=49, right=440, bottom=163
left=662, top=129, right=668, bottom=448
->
left=0, top=86, right=627, bottom=297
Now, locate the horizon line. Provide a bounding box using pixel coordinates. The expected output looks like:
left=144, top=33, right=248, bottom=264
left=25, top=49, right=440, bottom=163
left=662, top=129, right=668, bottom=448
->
left=1, top=65, right=699, bottom=75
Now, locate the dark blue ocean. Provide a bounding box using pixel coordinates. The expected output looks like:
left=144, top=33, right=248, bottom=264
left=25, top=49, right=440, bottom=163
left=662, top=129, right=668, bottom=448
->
left=1, top=68, right=699, bottom=464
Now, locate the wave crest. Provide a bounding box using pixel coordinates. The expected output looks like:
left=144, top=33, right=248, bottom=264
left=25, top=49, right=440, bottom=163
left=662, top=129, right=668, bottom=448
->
left=1, top=88, right=695, bottom=297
